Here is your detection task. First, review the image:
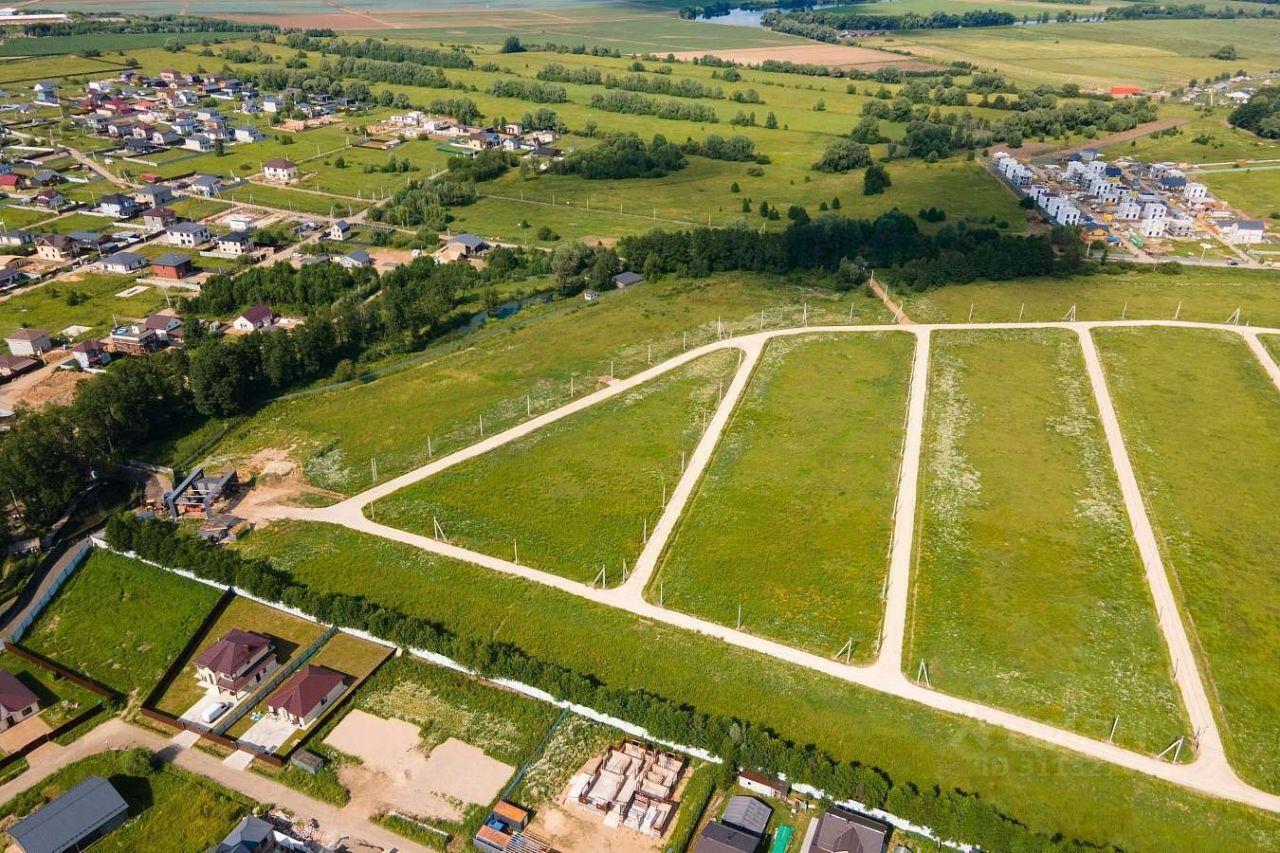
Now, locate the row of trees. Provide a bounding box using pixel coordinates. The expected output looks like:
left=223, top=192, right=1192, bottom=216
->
left=588, top=91, right=719, bottom=123
left=680, top=133, right=759, bottom=162
left=104, top=513, right=1118, bottom=853
left=603, top=73, right=727, bottom=101
left=550, top=133, right=687, bottom=179
left=617, top=213, right=1056, bottom=284
left=490, top=79, right=568, bottom=103
left=186, top=260, right=377, bottom=316
left=280, top=34, right=473, bottom=69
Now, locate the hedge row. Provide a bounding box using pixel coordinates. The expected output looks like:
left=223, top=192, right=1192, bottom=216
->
left=104, top=514, right=1114, bottom=852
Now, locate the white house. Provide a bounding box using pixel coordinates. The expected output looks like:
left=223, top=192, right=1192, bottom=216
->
left=1115, top=201, right=1142, bottom=221
left=1167, top=218, right=1195, bottom=237
left=1222, top=219, right=1266, bottom=244
left=233, top=303, right=276, bottom=331
left=1184, top=182, right=1209, bottom=201
left=1139, top=217, right=1167, bottom=238
left=216, top=231, right=254, bottom=256
left=1141, top=201, right=1167, bottom=221
left=233, top=125, right=263, bottom=143
left=167, top=221, right=210, bottom=247
left=1055, top=203, right=1082, bottom=226
left=262, top=158, right=298, bottom=182
left=184, top=133, right=216, bottom=152
left=100, top=251, right=148, bottom=274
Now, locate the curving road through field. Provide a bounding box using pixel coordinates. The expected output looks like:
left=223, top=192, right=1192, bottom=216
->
left=256, top=318, right=1280, bottom=816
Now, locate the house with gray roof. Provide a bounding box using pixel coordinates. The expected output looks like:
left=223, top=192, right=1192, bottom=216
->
left=9, top=776, right=128, bottom=853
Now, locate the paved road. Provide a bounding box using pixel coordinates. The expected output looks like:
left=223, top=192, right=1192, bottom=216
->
left=258, top=318, right=1280, bottom=816
left=0, top=718, right=423, bottom=851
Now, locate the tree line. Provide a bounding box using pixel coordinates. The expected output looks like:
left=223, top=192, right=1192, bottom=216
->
left=588, top=91, right=719, bottom=123
left=549, top=133, right=686, bottom=179
left=280, top=34, right=473, bottom=69
left=104, top=513, right=1120, bottom=853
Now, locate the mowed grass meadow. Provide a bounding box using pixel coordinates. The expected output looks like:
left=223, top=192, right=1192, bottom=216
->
left=896, top=266, right=1280, bottom=326
left=1096, top=327, right=1280, bottom=791
left=230, top=519, right=1280, bottom=851
left=24, top=551, right=222, bottom=699
left=907, top=329, right=1186, bottom=755
left=209, top=274, right=889, bottom=495
left=373, top=349, right=739, bottom=584
left=0, top=274, right=166, bottom=341
left=651, top=332, right=913, bottom=658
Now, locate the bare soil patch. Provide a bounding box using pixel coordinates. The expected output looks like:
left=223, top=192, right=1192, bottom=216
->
left=230, top=447, right=342, bottom=522
left=528, top=801, right=663, bottom=853
left=670, top=44, right=938, bottom=71
left=0, top=715, right=51, bottom=754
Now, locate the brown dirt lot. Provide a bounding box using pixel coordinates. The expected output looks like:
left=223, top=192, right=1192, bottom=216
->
left=670, top=44, right=939, bottom=71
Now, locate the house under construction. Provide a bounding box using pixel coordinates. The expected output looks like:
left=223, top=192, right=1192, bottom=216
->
left=163, top=466, right=239, bottom=517
left=567, top=740, right=686, bottom=837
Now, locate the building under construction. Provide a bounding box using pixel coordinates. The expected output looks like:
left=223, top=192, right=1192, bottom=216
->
left=567, top=740, right=686, bottom=837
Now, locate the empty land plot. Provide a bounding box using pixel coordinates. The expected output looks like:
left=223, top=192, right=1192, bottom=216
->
left=907, top=330, right=1186, bottom=754
left=371, top=349, right=739, bottom=585
left=1095, top=327, right=1280, bottom=790
left=651, top=332, right=913, bottom=658
left=23, top=551, right=223, bottom=699
left=896, top=267, right=1280, bottom=326
left=231, top=519, right=1280, bottom=851
left=210, top=275, right=888, bottom=495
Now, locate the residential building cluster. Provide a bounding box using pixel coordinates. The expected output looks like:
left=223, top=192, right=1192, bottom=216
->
left=378, top=112, right=562, bottom=160
left=993, top=149, right=1268, bottom=250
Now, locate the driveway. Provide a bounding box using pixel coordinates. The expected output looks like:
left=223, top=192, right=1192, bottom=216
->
left=177, top=690, right=239, bottom=729
left=238, top=713, right=296, bottom=753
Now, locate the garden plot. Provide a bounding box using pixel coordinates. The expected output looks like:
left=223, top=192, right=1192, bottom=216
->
left=651, top=333, right=913, bottom=658
left=907, top=329, right=1187, bottom=755
left=326, top=709, right=513, bottom=821
left=371, top=350, right=740, bottom=585
left=1096, top=327, right=1280, bottom=791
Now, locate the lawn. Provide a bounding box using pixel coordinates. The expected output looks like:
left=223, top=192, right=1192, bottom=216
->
left=0, top=204, right=58, bottom=231
left=0, top=273, right=166, bottom=340
left=230, top=519, right=1280, bottom=852
left=906, top=329, right=1186, bottom=755
left=1115, top=105, right=1280, bottom=166
left=372, top=349, right=739, bottom=585
left=221, top=182, right=367, bottom=217
left=168, top=197, right=235, bottom=222
left=151, top=596, right=327, bottom=718
left=208, top=274, right=889, bottom=495
left=896, top=266, right=1280, bottom=326
left=23, top=551, right=223, bottom=700
left=0, top=749, right=248, bottom=853
left=1199, top=168, right=1280, bottom=220
left=650, top=332, right=913, bottom=658
left=0, top=651, right=102, bottom=733
left=1095, top=327, right=1280, bottom=791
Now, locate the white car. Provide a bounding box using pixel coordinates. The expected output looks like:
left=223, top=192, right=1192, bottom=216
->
left=201, top=700, right=232, bottom=724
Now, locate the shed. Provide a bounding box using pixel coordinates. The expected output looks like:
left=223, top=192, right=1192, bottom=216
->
left=9, top=776, right=129, bottom=853
left=612, top=270, right=643, bottom=289
left=6, top=328, right=51, bottom=357
left=722, top=795, right=772, bottom=837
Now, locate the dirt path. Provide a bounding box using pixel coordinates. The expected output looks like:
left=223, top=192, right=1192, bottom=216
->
left=257, top=317, right=1280, bottom=818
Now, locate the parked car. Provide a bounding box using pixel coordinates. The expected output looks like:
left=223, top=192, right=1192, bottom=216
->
left=201, top=701, right=232, bottom=724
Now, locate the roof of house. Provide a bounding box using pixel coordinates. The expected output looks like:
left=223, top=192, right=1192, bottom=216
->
left=152, top=253, right=191, bottom=269
left=263, top=157, right=297, bottom=169
left=0, top=268, right=22, bottom=285
left=0, top=355, right=39, bottom=372
left=170, top=221, right=209, bottom=233
left=331, top=219, right=350, bottom=231
left=810, top=807, right=891, bottom=853
left=102, top=251, right=145, bottom=267
left=219, top=230, right=253, bottom=244
left=145, top=311, right=182, bottom=329
left=71, top=339, right=105, bottom=353
left=100, top=193, right=131, bottom=206
left=191, top=174, right=222, bottom=188
left=695, top=821, right=759, bottom=853
left=237, top=303, right=274, bottom=325
left=613, top=271, right=643, bottom=287
left=7, top=328, right=49, bottom=341
left=739, top=770, right=789, bottom=794
left=1234, top=219, right=1265, bottom=230
left=145, top=207, right=177, bottom=220
left=721, top=795, right=771, bottom=837
left=345, top=249, right=372, bottom=264
left=0, top=669, right=38, bottom=713
left=208, top=814, right=273, bottom=853
left=449, top=233, right=487, bottom=249
left=196, top=629, right=272, bottom=677
left=266, top=664, right=345, bottom=717
left=9, top=776, right=128, bottom=853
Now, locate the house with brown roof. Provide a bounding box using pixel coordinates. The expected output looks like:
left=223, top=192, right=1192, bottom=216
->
left=0, top=670, right=40, bottom=733
left=232, top=303, right=276, bottom=331
left=262, top=158, right=298, bottom=183
left=70, top=339, right=109, bottom=369
left=806, top=807, right=890, bottom=853
left=35, top=234, right=77, bottom=262
left=266, top=665, right=346, bottom=727
left=195, top=629, right=278, bottom=699
left=0, top=355, right=40, bottom=382
left=6, top=328, right=51, bottom=357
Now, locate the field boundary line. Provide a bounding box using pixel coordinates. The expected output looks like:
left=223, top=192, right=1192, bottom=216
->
left=1242, top=331, right=1280, bottom=393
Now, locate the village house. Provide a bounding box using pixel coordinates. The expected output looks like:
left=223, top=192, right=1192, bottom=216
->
left=0, top=267, right=25, bottom=292
left=335, top=249, right=372, bottom=269
left=183, top=133, right=216, bottom=152
left=1223, top=219, right=1266, bottom=244
left=262, top=158, right=299, bottom=183
left=0, top=230, right=32, bottom=248
left=167, top=221, right=210, bottom=247
left=0, top=173, right=24, bottom=191
left=189, top=174, right=224, bottom=197
left=0, top=354, right=40, bottom=382
left=612, top=271, right=643, bottom=289
left=807, top=807, right=891, bottom=853
left=99, top=251, right=148, bottom=274
left=97, top=193, right=138, bottom=219
left=70, top=339, right=109, bottom=369
left=6, top=328, right=51, bottom=357
left=233, top=303, right=276, bottom=331
left=143, top=207, right=178, bottom=232
left=133, top=184, right=174, bottom=208
left=194, top=629, right=279, bottom=699
left=233, top=125, right=264, bottom=143
left=32, top=188, right=66, bottom=210
left=327, top=219, right=351, bottom=241
left=145, top=311, right=184, bottom=343
left=0, top=670, right=39, bottom=733
left=150, top=253, right=195, bottom=280
left=216, top=231, right=254, bottom=256
left=9, top=776, right=128, bottom=853
left=107, top=323, right=161, bottom=355
left=35, top=234, right=77, bottom=261
left=265, top=665, right=347, bottom=727
left=32, top=80, right=58, bottom=104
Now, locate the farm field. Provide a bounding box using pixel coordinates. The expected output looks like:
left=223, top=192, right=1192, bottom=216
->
left=1095, top=327, right=1280, bottom=791
left=0, top=273, right=166, bottom=341
left=650, top=332, right=913, bottom=658
left=869, top=19, right=1280, bottom=89
left=372, top=349, right=739, bottom=585
left=23, top=551, right=222, bottom=700
left=895, top=266, right=1280, bottom=326
left=906, top=329, right=1185, bottom=754
left=231, top=519, right=1280, bottom=852
left=0, top=749, right=248, bottom=852
left=208, top=274, right=889, bottom=495
left=151, top=595, right=326, bottom=718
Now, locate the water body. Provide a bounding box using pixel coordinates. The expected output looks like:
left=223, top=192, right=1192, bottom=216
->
left=699, top=8, right=769, bottom=27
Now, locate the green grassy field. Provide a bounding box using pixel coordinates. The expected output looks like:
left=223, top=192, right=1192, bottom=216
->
left=896, top=266, right=1280, bottom=326
left=0, top=749, right=248, bottom=852
left=1095, top=327, right=1280, bottom=791
left=650, top=332, right=912, bottom=658
left=872, top=19, right=1280, bottom=89
left=0, top=274, right=166, bottom=340
left=231, top=519, right=1280, bottom=852
left=373, top=349, right=737, bottom=584
left=24, top=551, right=223, bottom=700
left=906, top=329, right=1186, bottom=754
left=0, top=204, right=59, bottom=231
left=1114, top=106, right=1280, bottom=165
left=208, top=275, right=889, bottom=495
left=0, top=651, right=102, bottom=733
left=1199, top=168, right=1280, bottom=220
left=168, top=197, right=235, bottom=222
left=151, top=596, right=327, bottom=717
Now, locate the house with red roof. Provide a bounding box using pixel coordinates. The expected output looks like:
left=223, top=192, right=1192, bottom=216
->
left=0, top=670, right=40, bottom=733
left=266, top=665, right=346, bottom=727
left=194, top=629, right=278, bottom=699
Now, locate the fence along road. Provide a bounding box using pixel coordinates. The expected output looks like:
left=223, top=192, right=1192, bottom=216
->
left=258, top=318, right=1280, bottom=816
